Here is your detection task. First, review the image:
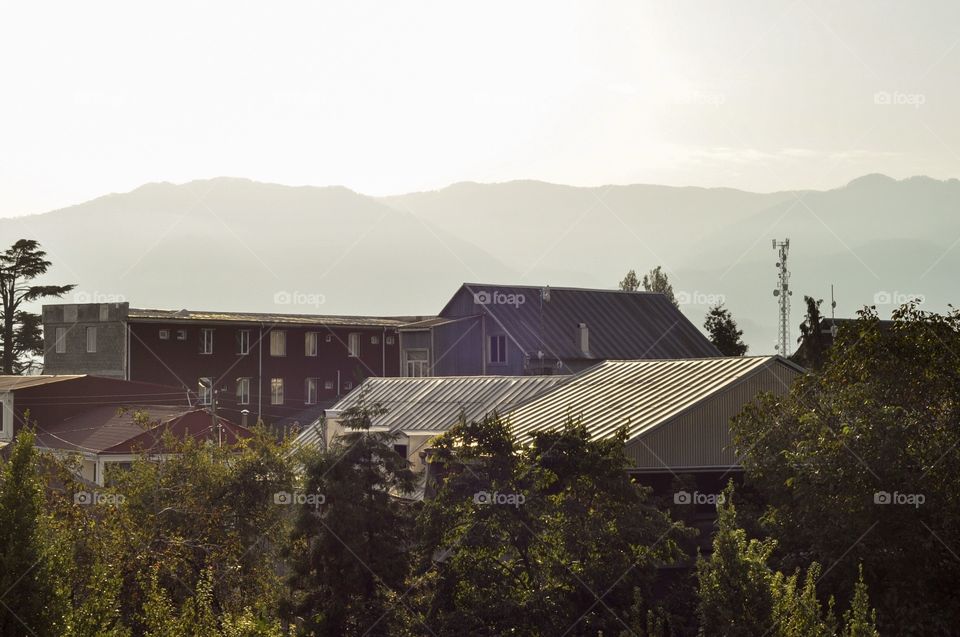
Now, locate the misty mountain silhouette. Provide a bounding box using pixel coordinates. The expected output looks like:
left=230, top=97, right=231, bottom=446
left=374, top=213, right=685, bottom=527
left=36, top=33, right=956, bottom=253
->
left=5, top=174, right=956, bottom=354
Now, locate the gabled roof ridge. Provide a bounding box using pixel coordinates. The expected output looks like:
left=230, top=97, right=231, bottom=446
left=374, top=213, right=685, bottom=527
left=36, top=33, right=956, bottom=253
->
left=462, top=282, right=662, bottom=295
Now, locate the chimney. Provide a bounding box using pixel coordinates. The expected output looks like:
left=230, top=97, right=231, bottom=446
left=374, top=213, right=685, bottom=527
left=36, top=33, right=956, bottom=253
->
left=577, top=322, right=589, bottom=355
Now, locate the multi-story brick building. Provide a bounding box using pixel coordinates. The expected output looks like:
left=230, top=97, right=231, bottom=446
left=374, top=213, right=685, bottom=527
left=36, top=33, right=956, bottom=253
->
left=41, top=302, right=416, bottom=428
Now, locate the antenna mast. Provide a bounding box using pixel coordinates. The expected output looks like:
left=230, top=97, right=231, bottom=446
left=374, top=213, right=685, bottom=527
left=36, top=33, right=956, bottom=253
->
left=772, top=238, right=792, bottom=355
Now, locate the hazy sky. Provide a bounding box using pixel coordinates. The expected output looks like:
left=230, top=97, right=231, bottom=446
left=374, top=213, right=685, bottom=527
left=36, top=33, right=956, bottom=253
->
left=2, top=0, right=958, bottom=217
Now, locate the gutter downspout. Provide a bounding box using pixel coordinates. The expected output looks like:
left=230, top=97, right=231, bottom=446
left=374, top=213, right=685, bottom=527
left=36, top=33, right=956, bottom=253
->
left=382, top=327, right=386, bottom=376
left=258, top=323, right=263, bottom=423
left=125, top=321, right=131, bottom=380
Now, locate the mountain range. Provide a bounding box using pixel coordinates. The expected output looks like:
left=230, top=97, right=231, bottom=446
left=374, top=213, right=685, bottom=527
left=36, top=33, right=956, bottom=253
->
left=4, top=174, right=957, bottom=354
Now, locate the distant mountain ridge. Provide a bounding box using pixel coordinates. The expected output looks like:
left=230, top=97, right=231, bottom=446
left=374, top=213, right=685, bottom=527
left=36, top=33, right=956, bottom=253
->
left=4, top=174, right=956, bottom=354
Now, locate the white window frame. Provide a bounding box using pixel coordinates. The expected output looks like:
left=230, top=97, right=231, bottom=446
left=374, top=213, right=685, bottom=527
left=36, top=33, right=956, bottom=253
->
left=348, top=333, right=361, bottom=357
left=270, top=330, right=287, bottom=357
left=86, top=326, right=97, bottom=353
left=270, top=378, right=284, bottom=404
left=236, top=377, right=251, bottom=405
left=55, top=327, right=67, bottom=353
left=176, top=329, right=187, bottom=341
left=488, top=334, right=507, bottom=365
left=305, top=332, right=318, bottom=357
left=200, top=328, right=214, bottom=355
left=159, top=329, right=170, bottom=340
left=324, top=380, right=334, bottom=390
left=237, top=329, right=251, bottom=355
left=305, top=378, right=319, bottom=404
left=404, top=349, right=430, bottom=377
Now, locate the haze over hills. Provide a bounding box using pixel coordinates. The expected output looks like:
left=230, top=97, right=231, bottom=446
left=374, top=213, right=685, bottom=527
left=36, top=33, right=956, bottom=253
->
left=4, top=174, right=957, bottom=354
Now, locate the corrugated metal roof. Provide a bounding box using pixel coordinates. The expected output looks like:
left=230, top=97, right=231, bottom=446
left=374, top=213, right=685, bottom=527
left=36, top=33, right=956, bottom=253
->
left=34, top=405, right=249, bottom=454
left=0, top=375, right=86, bottom=391
left=317, top=375, right=569, bottom=435
left=449, top=283, right=721, bottom=362
left=508, top=356, right=799, bottom=444
left=129, top=308, right=420, bottom=328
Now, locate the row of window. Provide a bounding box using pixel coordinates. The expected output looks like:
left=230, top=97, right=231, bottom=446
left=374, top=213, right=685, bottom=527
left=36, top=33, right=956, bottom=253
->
left=170, top=328, right=394, bottom=358
left=198, top=377, right=353, bottom=406
left=54, top=326, right=97, bottom=354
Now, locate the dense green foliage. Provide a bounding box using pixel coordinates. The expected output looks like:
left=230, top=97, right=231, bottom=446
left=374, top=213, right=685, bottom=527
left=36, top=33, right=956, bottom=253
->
left=703, top=303, right=748, bottom=356
left=733, top=302, right=960, bottom=635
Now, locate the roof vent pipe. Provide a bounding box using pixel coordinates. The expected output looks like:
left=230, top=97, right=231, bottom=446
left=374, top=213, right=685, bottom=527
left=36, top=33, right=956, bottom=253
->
left=578, top=322, right=589, bottom=355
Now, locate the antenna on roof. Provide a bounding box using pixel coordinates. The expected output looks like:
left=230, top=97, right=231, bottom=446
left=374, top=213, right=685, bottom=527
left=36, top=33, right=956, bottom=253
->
left=772, top=238, right=792, bottom=356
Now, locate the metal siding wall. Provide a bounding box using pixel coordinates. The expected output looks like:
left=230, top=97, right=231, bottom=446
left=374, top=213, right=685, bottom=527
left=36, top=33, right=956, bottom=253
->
left=625, top=366, right=800, bottom=469
left=432, top=318, right=483, bottom=376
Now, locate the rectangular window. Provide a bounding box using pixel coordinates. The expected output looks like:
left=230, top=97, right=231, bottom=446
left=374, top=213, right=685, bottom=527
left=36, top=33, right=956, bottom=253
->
left=270, top=378, right=284, bottom=404
left=236, top=377, right=250, bottom=405
left=86, top=326, right=97, bottom=353
left=64, top=305, right=77, bottom=322
left=199, top=377, right=212, bottom=405
left=305, top=332, right=318, bottom=357
left=371, top=335, right=380, bottom=345
left=489, top=335, right=507, bottom=364
left=177, top=329, right=187, bottom=341
left=404, top=349, right=429, bottom=377
left=343, top=380, right=353, bottom=391
left=348, top=333, right=361, bottom=357
left=237, top=329, right=250, bottom=355
left=305, top=378, right=319, bottom=404
left=159, top=329, right=170, bottom=340
left=324, top=380, right=334, bottom=390
left=393, top=444, right=408, bottom=460
left=325, top=334, right=332, bottom=343
left=200, top=328, right=214, bottom=354
left=55, top=327, right=67, bottom=353
left=99, top=305, right=110, bottom=321
left=386, top=335, right=395, bottom=345
left=270, top=330, right=286, bottom=357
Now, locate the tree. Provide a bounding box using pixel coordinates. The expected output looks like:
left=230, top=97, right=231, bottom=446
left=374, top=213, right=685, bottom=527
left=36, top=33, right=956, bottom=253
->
left=0, top=429, right=62, bottom=636
left=793, top=296, right=827, bottom=369
left=287, top=402, right=418, bottom=636
left=0, top=239, right=75, bottom=374
left=414, top=415, right=687, bottom=635
left=732, top=302, right=960, bottom=634
left=619, top=269, right=640, bottom=292
left=841, top=566, right=879, bottom=637
left=704, top=304, right=748, bottom=356
left=642, top=266, right=678, bottom=307
left=697, top=483, right=775, bottom=636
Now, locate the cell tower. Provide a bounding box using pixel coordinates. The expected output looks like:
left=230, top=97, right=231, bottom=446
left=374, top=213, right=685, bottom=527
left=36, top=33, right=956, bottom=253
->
left=772, top=238, right=792, bottom=356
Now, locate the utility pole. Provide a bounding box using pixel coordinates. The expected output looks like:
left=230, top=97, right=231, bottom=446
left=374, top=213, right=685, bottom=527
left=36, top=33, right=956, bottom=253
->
left=772, top=239, right=792, bottom=356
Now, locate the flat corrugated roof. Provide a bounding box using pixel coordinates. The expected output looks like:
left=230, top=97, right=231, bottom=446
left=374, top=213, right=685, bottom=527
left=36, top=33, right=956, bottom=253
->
left=508, top=356, right=800, bottom=443
left=129, top=308, right=427, bottom=328
left=313, top=375, right=569, bottom=435
left=0, top=375, right=86, bottom=392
